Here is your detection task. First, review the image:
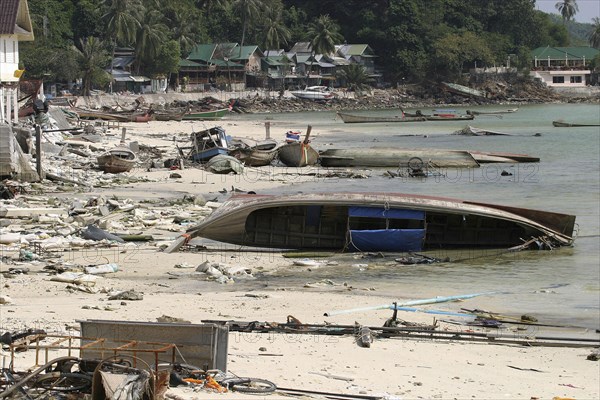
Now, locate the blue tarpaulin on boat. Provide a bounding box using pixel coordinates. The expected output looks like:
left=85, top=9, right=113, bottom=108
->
left=348, top=207, right=424, bottom=220
left=348, top=229, right=425, bottom=252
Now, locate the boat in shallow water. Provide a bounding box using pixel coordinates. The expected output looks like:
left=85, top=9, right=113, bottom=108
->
left=181, top=192, right=576, bottom=252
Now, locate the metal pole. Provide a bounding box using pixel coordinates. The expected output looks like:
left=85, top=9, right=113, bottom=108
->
left=35, top=125, right=43, bottom=180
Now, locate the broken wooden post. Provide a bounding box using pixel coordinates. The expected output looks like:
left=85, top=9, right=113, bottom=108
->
left=265, top=121, right=271, bottom=139
left=120, top=127, right=127, bottom=144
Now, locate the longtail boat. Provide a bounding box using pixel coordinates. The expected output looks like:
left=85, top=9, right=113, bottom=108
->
left=182, top=108, right=230, bottom=120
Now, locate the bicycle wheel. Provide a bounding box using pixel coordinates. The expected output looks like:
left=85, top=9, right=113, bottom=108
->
left=30, top=372, right=92, bottom=392
left=220, top=377, right=276, bottom=394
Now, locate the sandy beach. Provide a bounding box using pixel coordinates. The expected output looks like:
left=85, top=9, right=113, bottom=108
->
left=1, top=109, right=599, bottom=400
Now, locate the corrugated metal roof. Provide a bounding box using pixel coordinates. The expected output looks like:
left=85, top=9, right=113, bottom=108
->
left=337, top=44, right=374, bottom=57
left=290, top=42, right=312, bottom=54
left=112, top=56, right=134, bottom=69
left=179, top=59, right=204, bottom=67
left=531, top=46, right=600, bottom=60
left=234, top=45, right=262, bottom=60
left=188, top=44, right=217, bottom=62
left=0, top=0, right=19, bottom=34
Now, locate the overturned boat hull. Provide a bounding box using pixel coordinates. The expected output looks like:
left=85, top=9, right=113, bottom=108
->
left=319, top=148, right=480, bottom=168
left=185, top=193, right=575, bottom=252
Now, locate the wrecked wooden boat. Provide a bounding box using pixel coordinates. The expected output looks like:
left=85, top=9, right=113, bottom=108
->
left=229, top=138, right=280, bottom=166
left=154, top=108, right=187, bottom=121
left=440, top=82, right=487, bottom=99
left=230, top=147, right=280, bottom=166
left=184, top=126, right=229, bottom=162
left=97, top=147, right=137, bottom=173
left=337, top=111, right=426, bottom=124
left=319, top=148, right=538, bottom=168
left=277, top=126, right=319, bottom=167
left=182, top=192, right=576, bottom=252
left=182, top=108, right=230, bottom=120
left=453, top=126, right=513, bottom=136
left=319, top=148, right=480, bottom=168
left=552, top=121, right=600, bottom=127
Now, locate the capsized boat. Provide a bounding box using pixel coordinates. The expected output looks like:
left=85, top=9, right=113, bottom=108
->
left=97, top=147, right=137, bottom=173
left=180, top=192, right=575, bottom=252
left=319, top=148, right=480, bottom=168
left=319, top=147, right=538, bottom=168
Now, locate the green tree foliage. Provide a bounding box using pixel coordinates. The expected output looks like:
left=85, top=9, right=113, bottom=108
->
left=336, top=64, right=373, bottom=95
left=20, top=0, right=595, bottom=90
left=74, top=37, right=111, bottom=95
left=101, top=0, right=142, bottom=46
left=231, top=0, right=264, bottom=47
left=555, top=0, right=578, bottom=23
left=308, top=15, right=343, bottom=56
left=262, top=4, right=291, bottom=50
left=590, top=18, right=600, bottom=49
left=432, top=31, right=494, bottom=79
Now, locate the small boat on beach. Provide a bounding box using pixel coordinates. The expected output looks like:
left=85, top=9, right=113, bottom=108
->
left=154, top=108, right=188, bottom=121
left=184, top=126, right=230, bottom=162
left=178, top=192, right=576, bottom=252
left=277, top=126, right=319, bottom=167
left=290, top=86, right=335, bottom=100
left=182, top=108, right=230, bottom=121
left=97, top=147, right=137, bottom=173
left=552, top=121, right=600, bottom=127
left=229, top=138, right=281, bottom=167
left=337, top=111, right=426, bottom=124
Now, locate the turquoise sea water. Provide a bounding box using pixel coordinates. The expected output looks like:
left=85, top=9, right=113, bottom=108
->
left=219, top=103, right=600, bottom=330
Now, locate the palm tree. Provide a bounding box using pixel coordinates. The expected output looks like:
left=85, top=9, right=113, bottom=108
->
left=133, top=9, right=168, bottom=74
left=101, top=0, right=142, bottom=45
left=169, top=11, right=200, bottom=55
left=197, top=0, right=230, bottom=16
left=75, top=37, right=110, bottom=96
left=306, top=15, right=343, bottom=87
left=555, top=0, right=578, bottom=23
left=232, top=0, right=263, bottom=48
left=263, top=6, right=291, bottom=50
left=101, top=0, right=142, bottom=91
left=336, top=64, right=372, bottom=96
left=589, top=17, right=600, bottom=49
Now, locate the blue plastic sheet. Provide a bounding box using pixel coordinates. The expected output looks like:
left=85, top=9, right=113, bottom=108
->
left=349, top=229, right=425, bottom=252
left=348, top=207, right=425, bottom=220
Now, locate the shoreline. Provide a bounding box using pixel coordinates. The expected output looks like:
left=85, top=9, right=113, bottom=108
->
left=1, top=108, right=599, bottom=399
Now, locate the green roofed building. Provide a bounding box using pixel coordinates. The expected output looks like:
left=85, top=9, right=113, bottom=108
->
left=531, top=46, right=600, bottom=87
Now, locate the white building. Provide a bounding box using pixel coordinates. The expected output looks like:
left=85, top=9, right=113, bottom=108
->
left=0, top=0, right=34, bottom=124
